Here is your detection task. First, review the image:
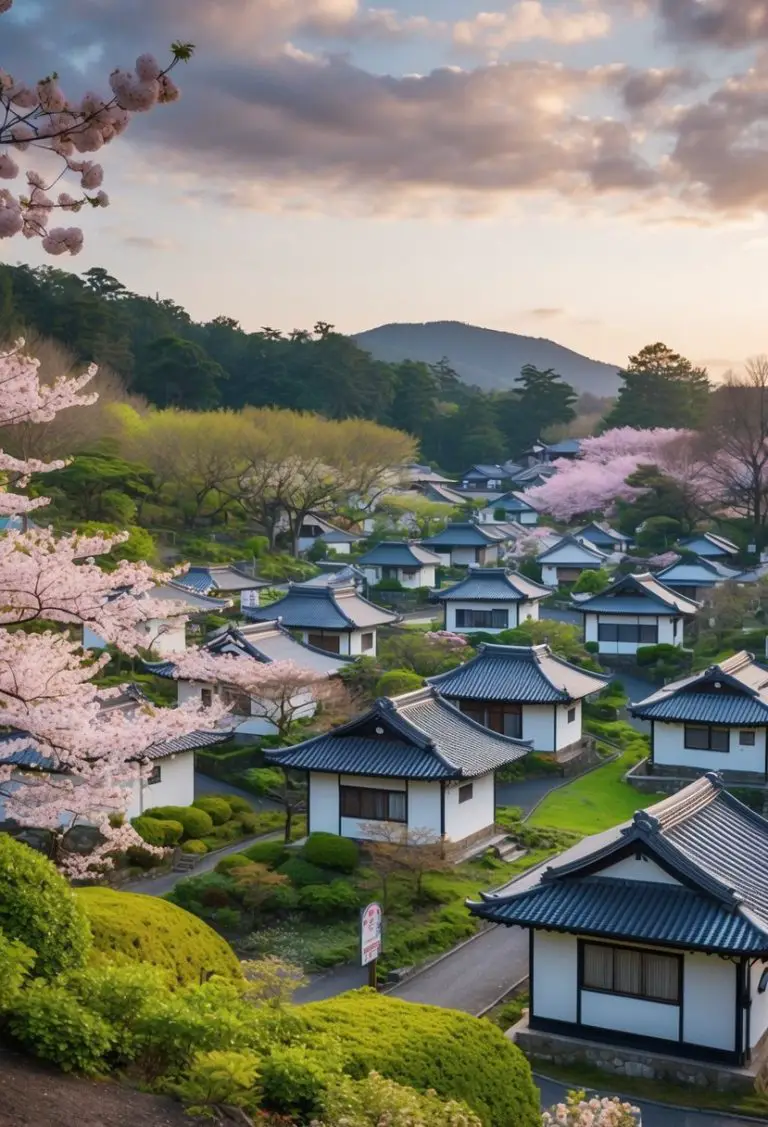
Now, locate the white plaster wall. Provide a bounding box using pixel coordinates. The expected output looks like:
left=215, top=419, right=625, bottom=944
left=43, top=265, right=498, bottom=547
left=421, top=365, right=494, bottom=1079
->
left=309, top=772, right=339, bottom=834
left=750, top=960, right=768, bottom=1048
left=541, top=564, right=558, bottom=588
left=532, top=932, right=578, bottom=1023
left=581, top=991, right=679, bottom=1041
left=445, top=600, right=514, bottom=634
left=555, top=701, right=582, bottom=750
left=519, top=600, right=540, bottom=623
left=126, top=752, right=195, bottom=820
left=522, top=704, right=558, bottom=752
left=452, top=546, right=480, bottom=567
left=408, top=780, right=442, bottom=836
left=593, top=855, right=681, bottom=885
left=584, top=613, right=598, bottom=645
left=362, top=565, right=379, bottom=585
left=520, top=511, right=538, bottom=525
left=592, top=613, right=675, bottom=655
left=331, top=542, right=351, bottom=556
left=443, top=771, right=495, bottom=840
left=338, top=774, right=406, bottom=841
left=683, top=953, right=736, bottom=1051
left=653, top=723, right=765, bottom=775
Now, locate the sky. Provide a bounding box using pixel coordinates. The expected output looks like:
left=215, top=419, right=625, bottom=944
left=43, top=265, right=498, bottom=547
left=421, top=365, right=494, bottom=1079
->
left=6, top=0, right=768, bottom=376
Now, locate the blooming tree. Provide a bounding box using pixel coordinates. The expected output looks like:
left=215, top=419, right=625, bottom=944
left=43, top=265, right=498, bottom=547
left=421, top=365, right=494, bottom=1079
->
left=0, top=342, right=230, bottom=874
left=0, top=0, right=191, bottom=254
left=526, top=427, right=711, bottom=521
left=542, top=1091, right=639, bottom=1127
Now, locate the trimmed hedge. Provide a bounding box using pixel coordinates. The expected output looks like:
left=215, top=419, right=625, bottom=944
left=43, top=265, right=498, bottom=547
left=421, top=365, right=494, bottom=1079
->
left=301, top=832, right=359, bottom=874
left=301, top=991, right=539, bottom=1127
left=75, top=887, right=242, bottom=986
left=0, top=834, right=92, bottom=978
left=213, top=793, right=253, bottom=815
left=131, top=816, right=183, bottom=846
left=144, top=805, right=213, bottom=840
left=278, top=857, right=338, bottom=887
left=243, top=840, right=289, bottom=866
left=375, top=669, right=424, bottom=697
left=181, top=839, right=208, bottom=855
left=192, top=796, right=233, bottom=825
left=214, top=851, right=252, bottom=874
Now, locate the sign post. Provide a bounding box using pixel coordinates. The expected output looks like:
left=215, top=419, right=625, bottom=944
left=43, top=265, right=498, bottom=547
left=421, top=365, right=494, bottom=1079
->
left=360, top=901, right=382, bottom=989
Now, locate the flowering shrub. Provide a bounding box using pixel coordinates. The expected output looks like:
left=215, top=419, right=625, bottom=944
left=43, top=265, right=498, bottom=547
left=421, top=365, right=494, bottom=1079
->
left=542, top=1090, right=640, bottom=1126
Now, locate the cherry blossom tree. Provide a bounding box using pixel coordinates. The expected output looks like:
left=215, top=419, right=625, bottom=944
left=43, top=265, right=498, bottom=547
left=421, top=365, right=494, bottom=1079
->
left=0, top=342, right=230, bottom=874
left=0, top=0, right=192, bottom=254
left=542, top=1091, right=639, bottom=1127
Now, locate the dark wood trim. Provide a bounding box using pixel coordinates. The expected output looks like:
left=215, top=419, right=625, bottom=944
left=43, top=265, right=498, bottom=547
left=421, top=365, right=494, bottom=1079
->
left=746, top=961, right=753, bottom=1062
left=405, top=779, right=410, bottom=828
left=677, top=950, right=685, bottom=1042
left=576, top=938, right=583, bottom=1026
left=553, top=704, right=558, bottom=755
left=649, top=720, right=655, bottom=766
left=736, top=958, right=746, bottom=1064
left=337, top=773, right=342, bottom=836
left=306, top=771, right=311, bottom=836
left=440, top=781, right=446, bottom=837
left=529, top=930, right=535, bottom=1019
left=528, top=1016, right=742, bottom=1066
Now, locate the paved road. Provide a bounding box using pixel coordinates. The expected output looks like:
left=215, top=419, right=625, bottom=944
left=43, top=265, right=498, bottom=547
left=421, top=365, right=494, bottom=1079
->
left=193, top=771, right=281, bottom=812
left=536, top=1076, right=756, bottom=1127
left=126, top=829, right=283, bottom=896
left=497, top=774, right=566, bottom=812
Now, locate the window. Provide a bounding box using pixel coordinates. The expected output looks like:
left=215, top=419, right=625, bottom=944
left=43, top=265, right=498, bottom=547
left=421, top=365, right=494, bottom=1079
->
left=147, top=764, right=162, bottom=785
left=581, top=942, right=680, bottom=1004
left=458, top=783, right=473, bottom=804
left=360, top=632, right=374, bottom=652
left=684, top=724, right=729, bottom=752
left=307, top=632, right=341, bottom=654
left=455, top=608, right=508, bottom=630
left=222, top=687, right=251, bottom=714
left=597, top=622, right=658, bottom=644
left=201, top=688, right=213, bottom=708
left=459, top=700, right=522, bottom=738
left=340, top=785, right=406, bottom=822
left=567, top=707, right=576, bottom=724
left=740, top=730, right=756, bottom=746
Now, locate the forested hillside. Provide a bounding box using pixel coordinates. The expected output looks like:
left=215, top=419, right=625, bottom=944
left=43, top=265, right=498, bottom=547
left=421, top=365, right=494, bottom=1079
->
left=0, top=265, right=579, bottom=471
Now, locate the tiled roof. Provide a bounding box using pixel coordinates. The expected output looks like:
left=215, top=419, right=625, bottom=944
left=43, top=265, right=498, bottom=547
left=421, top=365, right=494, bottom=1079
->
left=435, top=568, right=551, bottom=603
left=655, top=556, right=741, bottom=585
left=429, top=644, right=607, bottom=703
left=300, top=563, right=366, bottom=588
left=631, top=651, right=768, bottom=724
left=510, top=465, right=557, bottom=484
left=577, top=522, right=626, bottom=545
left=470, top=877, right=768, bottom=954
left=243, top=583, right=398, bottom=630
left=488, top=492, right=538, bottom=513
left=423, top=522, right=502, bottom=548
left=418, top=483, right=468, bottom=506
left=462, top=464, right=506, bottom=478
left=536, top=534, right=609, bottom=565
left=678, top=532, right=738, bottom=556
left=469, top=774, right=768, bottom=953
left=155, top=581, right=231, bottom=610
left=266, top=686, right=530, bottom=779
left=358, top=541, right=442, bottom=567
left=141, top=729, right=230, bottom=760
left=545, top=439, right=582, bottom=455
left=573, top=571, right=700, bottom=615
left=175, top=566, right=267, bottom=594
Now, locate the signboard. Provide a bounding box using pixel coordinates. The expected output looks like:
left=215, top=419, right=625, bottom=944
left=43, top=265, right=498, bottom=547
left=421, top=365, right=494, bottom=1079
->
left=360, top=901, right=382, bottom=967
left=240, top=588, right=260, bottom=610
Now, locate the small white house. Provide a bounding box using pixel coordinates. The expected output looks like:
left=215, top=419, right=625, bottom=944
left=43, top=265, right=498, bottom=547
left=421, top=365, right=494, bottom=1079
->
left=296, top=514, right=361, bottom=556
left=422, top=522, right=513, bottom=568
left=83, top=581, right=231, bottom=657
left=174, top=565, right=269, bottom=611
left=536, top=534, right=610, bottom=588
left=654, top=555, right=742, bottom=603
left=470, top=774, right=768, bottom=1068
left=243, top=582, right=397, bottom=656
left=575, top=572, right=699, bottom=655
left=676, top=532, right=739, bottom=562
left=429, top=643, right=606, bottom=754
left=265, top=686, right=530, bottom=847
left=478, top=492, right=540, bottom=526
left=577, top=522, right=631, bottom=555
left=435, top=567, right=550, bottom=633
left=147, top=621, right=351, bottom=739
left=458, top=464, right=508, bottom=492
left=357, top=541, right=442, bottom=589
left=631, top=651, right=768, bottom=778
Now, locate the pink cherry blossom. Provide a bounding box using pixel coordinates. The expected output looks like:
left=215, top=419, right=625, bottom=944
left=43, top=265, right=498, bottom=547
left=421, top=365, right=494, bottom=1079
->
left=0, top=152, right=17, bottom=178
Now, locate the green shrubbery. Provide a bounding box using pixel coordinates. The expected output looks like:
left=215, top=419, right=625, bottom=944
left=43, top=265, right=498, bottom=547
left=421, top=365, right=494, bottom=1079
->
left=375, top=668, right=424, bottom=697
left=144, top=804, right=214, bottom=841
left=76, top=887, right=241, bottom=986
left=243, top=840, right=289, bottom=866
left=131, top=815, right=183, bottom=846
left=181, top=839, right=208, bottom=855
left=301, top=832, right=359, bottom=874
left=193, top=796, right=233, bottom=825
left=0, top=835, right=92, bottom=978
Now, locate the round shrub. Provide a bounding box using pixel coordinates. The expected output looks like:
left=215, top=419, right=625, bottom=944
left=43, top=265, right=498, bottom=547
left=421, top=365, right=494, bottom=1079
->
left=243, top=840, right=288, bottom=867
left=76, top=887, right=242, bottom=986
left=278, top=856, right=337, bottom=888
left=181, top=839, right=208, bottom=855
left=298, top=881, right=361, bottom=918
left=301, top=832, right=358, bottom=874
left=215, top=851, right=253, bottom=874
left=126, top=845, right=157, bottom=870
left=208, top=820, right=243, bottom=843
left=238, top=812, right=260, bottom=833
left=193, top=796, right=233, bottom=826
left=375, top=669, right=424, bottom=697
left=131, top=816, right=183, bottom=847
left=0, top=834, right=91, bottom=978
left=144, top=805, right=213, bottom=840
left=301, top=991, right=539, bottom=1127
left=220, top=794, right=253, bottom=815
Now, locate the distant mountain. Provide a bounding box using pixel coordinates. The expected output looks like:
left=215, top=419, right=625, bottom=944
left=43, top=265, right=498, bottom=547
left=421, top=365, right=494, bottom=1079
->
left=352, top=320, right=620, bottom=397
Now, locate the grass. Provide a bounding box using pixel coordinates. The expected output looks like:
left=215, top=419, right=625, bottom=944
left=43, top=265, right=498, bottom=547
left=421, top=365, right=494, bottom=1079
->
left=526, top=752, right=662, bottom=835
left=533, top=1059, right=768, bottom=1119
left=483, top=990, right=529, bottom=1031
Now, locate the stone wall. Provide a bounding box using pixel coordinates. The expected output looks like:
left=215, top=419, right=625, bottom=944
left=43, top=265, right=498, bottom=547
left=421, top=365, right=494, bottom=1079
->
left=511, top=1016, right=762, bottom=1094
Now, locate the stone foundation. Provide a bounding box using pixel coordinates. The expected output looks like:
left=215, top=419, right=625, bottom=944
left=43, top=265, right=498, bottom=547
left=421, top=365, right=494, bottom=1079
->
left=626, top=758, right=768, bottom=798
left=510, top=1015, right=767, bottom=1094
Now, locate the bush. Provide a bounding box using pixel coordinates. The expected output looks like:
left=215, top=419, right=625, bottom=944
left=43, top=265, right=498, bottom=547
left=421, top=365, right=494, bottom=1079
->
left=299, top=881, right=361, bottom=918
left=261, top=1041, right=342, bottom=1117
left=572, top=567, right=611, bottom=594
left=208, top=819, right=243, bottom=842
left=238, top=812, right=260, bottom=833
left=193, top=796, right=233, bottom=826
left=131, top=816, right=183, bottom=847
left=301, top=832, right=359, bottom=874
left=300, top=991, right=539, bottom=1127
left=215, top=851, right=253, bottom=874
left=375, top=669, right=424, bottom=697
left=126, top=845, right=158, bottom=870
left=144, top=805, right=214, bottom=841
left=243, top=840, right=289, bottom=866
left=0, top=834, right=92, bottom=978
left=182, top=839, right=208, bottom=855
left=278, top=857, right=338, bottom=887
left=8, top=980, right=114, bottom=1074
left=239, top=766, right=285, bottom=796
left=76, top=887, right=242, bottom=986
left=585, top=640, right=599, bottom=654
left=218, top=794, right=254, bottom=815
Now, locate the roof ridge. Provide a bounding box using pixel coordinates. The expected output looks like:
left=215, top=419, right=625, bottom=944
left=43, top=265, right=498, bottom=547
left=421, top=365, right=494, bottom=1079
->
left=645, top=773, right=722, bottom=829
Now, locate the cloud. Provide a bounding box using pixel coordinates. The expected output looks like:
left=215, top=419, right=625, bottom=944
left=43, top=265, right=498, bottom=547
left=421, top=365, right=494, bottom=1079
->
left=527, top=307, right=565, bottom=318
left=121, top=235, right=179, bottom=251
left=657, top=0, right=768, bottom=48
left=452, top=1, right=611, bottom=53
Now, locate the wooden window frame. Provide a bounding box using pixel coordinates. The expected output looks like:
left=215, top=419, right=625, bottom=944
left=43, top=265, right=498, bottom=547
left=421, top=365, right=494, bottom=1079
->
left=147, top=764, right=162, bottom=785
left=684, top=724, right=730, bottom=752
left=739, top=730, right=756, bottom=746
left=339, top=785, right=406, bottom=823
left=567, top=706, right=576, bottom=724
left=455, top=608, right=508, bottom=630
left=597, top=622, right=659, bottom=644
left=580, top=939, right=681, bottom=1006
left=458, top=782, right=473, bottom=804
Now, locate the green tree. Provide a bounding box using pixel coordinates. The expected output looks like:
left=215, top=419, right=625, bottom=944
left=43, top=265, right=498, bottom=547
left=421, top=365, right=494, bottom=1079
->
left=36, top=451, right=155, bottom=523
left=498, top=365, right=577, bottom=453
left=133, top=336, right=226, bottom=409
left=602, top=343, right=711, bottom=430
left=572, top=567, right=611, bottom=594
left=615, top=464, right=699, bottom=539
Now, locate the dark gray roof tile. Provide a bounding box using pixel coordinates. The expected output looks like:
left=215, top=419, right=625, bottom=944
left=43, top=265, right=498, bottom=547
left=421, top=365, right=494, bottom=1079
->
left=430, top=644, right=606, bottom=703
left=436, top=568, right=550, bottom=602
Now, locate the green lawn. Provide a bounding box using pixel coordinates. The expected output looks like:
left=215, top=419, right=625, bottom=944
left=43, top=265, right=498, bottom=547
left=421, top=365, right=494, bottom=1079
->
left=527, top=753, right=663, bottom=835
